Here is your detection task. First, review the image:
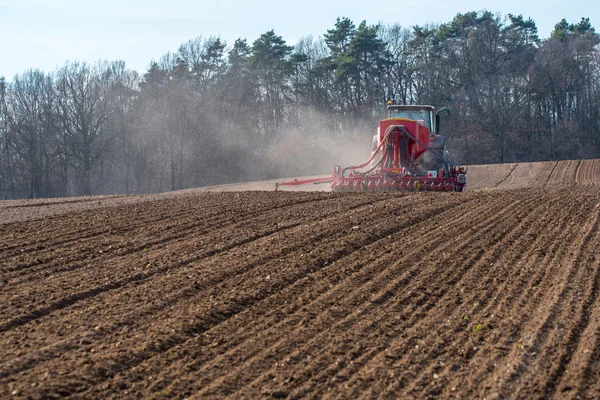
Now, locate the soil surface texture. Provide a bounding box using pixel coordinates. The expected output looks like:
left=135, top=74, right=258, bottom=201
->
left=2, top=159, right=600, bottom=399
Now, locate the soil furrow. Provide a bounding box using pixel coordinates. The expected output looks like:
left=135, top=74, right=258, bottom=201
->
left=495, top=163, right=519, bottom=187
left=313, top=191, right=546, bottom=399
left=511, top=205, right=600, bottom=398
left=441, top=191, right=586, bottom=398
left=574, top=159, right=582, bottom=184
left=532, top=160, right=557, bottom=186
left=476, top=193, right=600, bottom=396
left=389, top=190, right=587, bottom=398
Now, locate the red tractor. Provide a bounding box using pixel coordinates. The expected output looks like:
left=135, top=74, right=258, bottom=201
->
left=278, top=104, right=467, bottom=192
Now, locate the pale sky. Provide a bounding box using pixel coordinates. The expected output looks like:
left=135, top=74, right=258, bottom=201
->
left=0, top=0, right=597, bottom=79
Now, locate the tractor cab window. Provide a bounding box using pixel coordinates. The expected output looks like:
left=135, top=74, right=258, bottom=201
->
left=389, top=109, right=433, bottom=130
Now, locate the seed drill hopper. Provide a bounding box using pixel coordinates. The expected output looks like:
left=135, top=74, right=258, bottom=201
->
left=277, top=104, right=467, bottom=192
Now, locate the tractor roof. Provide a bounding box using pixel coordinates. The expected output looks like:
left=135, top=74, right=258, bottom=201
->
left=388, top=105, right=435, bottom=111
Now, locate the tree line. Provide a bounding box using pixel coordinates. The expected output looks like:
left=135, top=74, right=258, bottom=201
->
left=0, top=12, right=599, bottom=199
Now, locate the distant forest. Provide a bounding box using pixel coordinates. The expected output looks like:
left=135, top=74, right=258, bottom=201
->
left=1, top=12, right=599, bottom=199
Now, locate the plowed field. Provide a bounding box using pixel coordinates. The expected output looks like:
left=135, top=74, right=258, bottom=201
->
left=2, top=159, right=600, bottom=399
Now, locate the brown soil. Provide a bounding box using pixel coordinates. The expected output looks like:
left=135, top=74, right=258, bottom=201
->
left=1, top=159, right=600, bottom=399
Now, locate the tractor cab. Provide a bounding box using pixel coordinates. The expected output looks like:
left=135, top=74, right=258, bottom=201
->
left=375, top=104, right=450, bottom=175
left=387, top=105, right=435, bottom=132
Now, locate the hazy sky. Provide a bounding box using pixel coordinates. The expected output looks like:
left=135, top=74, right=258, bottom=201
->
left=0, top=0, right=597, bottom=79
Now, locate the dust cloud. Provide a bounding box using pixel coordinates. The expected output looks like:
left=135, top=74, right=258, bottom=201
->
left=256, top=108, right=375, bottom=180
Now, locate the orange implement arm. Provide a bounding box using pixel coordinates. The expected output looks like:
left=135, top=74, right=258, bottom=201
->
left=275, top=177, right=332, bottom=190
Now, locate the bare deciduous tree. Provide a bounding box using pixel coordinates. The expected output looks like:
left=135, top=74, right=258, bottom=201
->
left=55, top=62, right=116, bottom=195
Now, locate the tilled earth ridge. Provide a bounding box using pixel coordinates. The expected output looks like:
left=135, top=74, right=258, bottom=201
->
left=0, top=159, right=599, bottom=399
